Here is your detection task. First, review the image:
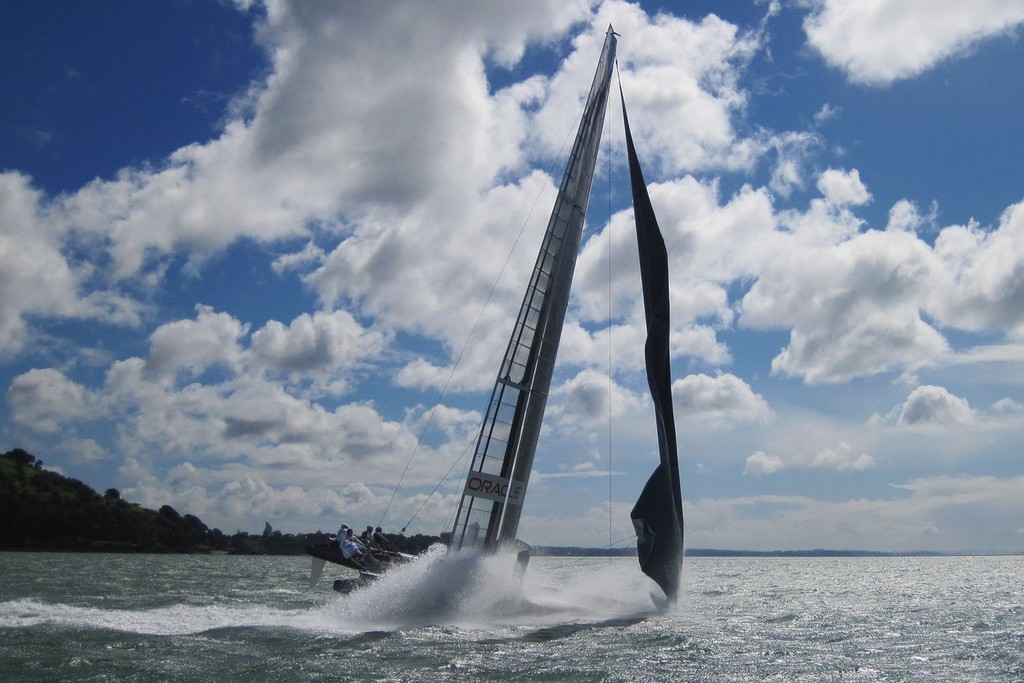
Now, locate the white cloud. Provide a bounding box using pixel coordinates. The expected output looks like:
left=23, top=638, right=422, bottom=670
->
left=673, top=373, right=774, bottom=425
left=686, top=474, right=1024, bottom=551
left=7, top=368, right=96, bottom=433
left=742, top=214, right=948, bottom=383
left=250, top=309, right=389, bottom=385
left=730, top=167, right=1023, bottom=385
left=57, top=437, right=110, bottom=465
left=584, top=8, right=762, bottom=173
left=990, top=398, right=1023, bottom=415
left=6, top=300, right=456, bottom=531
left=895, top=385, right=974, bottom=426
left=813, top=103, right=840, bottom=124
left=929, top=202, right=1024, bottom=336
left=743, top=440, right=873, bottom=476
left=817, top=168, right=871, bottom=207
left=744, top=450, right=784, bottom=476
left=803, top=0, right=1024, bottom=85
left=767, top=131, right=822, bottom=197
left=1, top=3, right=773, bottom=388
left=811, top=442, right=874, bottom=471
left=949, top=343, right=1024, bottom=365
left=885, top=199, right=934, bottom=233
left=551, top=368, right=646, bottom=426
left=144, top=305, right=249, bottom=380
left=13, top=2, right=599, bottom=295
left=0, top=173, right=144, bottom=356
left=271, top=241, right=325, bottom=275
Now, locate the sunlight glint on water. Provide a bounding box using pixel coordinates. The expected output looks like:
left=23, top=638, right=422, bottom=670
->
left=1, top=552, right=1022, bottom=681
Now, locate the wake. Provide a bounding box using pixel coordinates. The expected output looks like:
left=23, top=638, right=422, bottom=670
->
left=0, top=549, right=666, bottom=635
left=0, top=598, right=323, bottom=636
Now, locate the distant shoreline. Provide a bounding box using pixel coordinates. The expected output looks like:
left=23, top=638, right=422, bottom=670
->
left=531, top=546, right=1023, bottom=558
left=4, top=546, right=1020, bottom=558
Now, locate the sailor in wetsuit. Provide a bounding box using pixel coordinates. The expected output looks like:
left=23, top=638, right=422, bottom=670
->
left=373, top=527, right=397, bottom=553
left=343, top=527, right=379, bottom=570
left=340, top=532, right=366, bottom=565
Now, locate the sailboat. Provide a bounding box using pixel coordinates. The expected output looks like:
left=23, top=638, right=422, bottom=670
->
left=447, top=25, right=685, bottom=601
left=307, top=25, right=683, bottom=600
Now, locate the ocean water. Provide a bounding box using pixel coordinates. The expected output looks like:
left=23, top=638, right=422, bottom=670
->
left=0, top=549, right=1021, bottom=682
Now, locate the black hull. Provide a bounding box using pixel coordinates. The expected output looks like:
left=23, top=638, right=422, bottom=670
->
left=332, top=573, right=379, bottom=593
left=305, top=542, right=411, bottom=578
left=305, top=542, right=371, bottom=573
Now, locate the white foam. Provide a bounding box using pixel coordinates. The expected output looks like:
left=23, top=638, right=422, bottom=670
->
left=0, top=551, right=663, bottom=636
left=316, top=547, right=661, bottom=631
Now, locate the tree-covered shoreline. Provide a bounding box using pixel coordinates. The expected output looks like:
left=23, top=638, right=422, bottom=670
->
left=6, top=449, right=999, bottom=559
left=0, top=448, right=438, bottom=556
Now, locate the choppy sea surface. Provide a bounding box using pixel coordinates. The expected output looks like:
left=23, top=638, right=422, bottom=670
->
left=0, top=549, right=1021, bottom=681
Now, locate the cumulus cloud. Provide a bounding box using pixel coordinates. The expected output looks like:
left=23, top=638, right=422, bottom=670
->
left=552, top=368, right=646, bottom=426
left=1, top=3, right=776, bottom=390
left=303, top=6, right=772, bottom=386
left=743, top=441, right=873, bottom=476
left=990, top=398, right=1023, bottom=416
left=144, top=305, right=249, bottom=380
left=250, top=309, right=389, bottom=382
left=742, top=209, right=948, bottom=383
left=8, top=301, right=436, bottom=525
left=731, top=164, right=1024, bottom=386
left=744, top=450, right=784, bottom=476
left=895, top=385, right=974, bottom=426
left=817, top=168, right=871, bottom=207
left=0, top=173, right=144, bottom=357
left=811, top=442, right=874, bottom=471
left=738, top=176, right=1024, bottom=384
left=7, top=368, right=97, bottom=433
left=803, top=0, right=1024, bottom=85
left=929, top=202, right=1024, bottom=336
left=583, top=7, right=762, bottom=173
left=673, top=373, right=774, bottom=425
left=14, top=3, right=768, bottom=534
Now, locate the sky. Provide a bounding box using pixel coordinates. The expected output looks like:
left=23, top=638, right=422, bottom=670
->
left=2, top=0, right=1024, bottom=553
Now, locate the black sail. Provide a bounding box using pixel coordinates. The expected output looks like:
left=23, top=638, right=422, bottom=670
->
left=621, top=87, right=685, bottom=601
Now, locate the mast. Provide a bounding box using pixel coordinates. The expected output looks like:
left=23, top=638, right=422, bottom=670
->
left=449, top=26, right=618, bottom=552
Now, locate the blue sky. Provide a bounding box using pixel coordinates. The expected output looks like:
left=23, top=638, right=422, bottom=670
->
left=3, top=0, right=1024, bottom=552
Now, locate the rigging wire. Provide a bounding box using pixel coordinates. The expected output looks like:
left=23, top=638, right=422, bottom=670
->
left=398, top=437, right=474, bottom=533
left=607, top=535, right=634, bottom=549
left=441, top=440, right=475, bottom=535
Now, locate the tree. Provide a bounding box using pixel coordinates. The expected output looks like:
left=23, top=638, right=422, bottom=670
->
left=6, top=448, right=36, bottom=468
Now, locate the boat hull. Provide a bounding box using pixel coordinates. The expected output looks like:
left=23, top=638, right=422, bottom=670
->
left=305, top=542, right=412, bottom=577
left=304, top=542, right=371, bottom=572
left=332, top=573, right=379, bottom=593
